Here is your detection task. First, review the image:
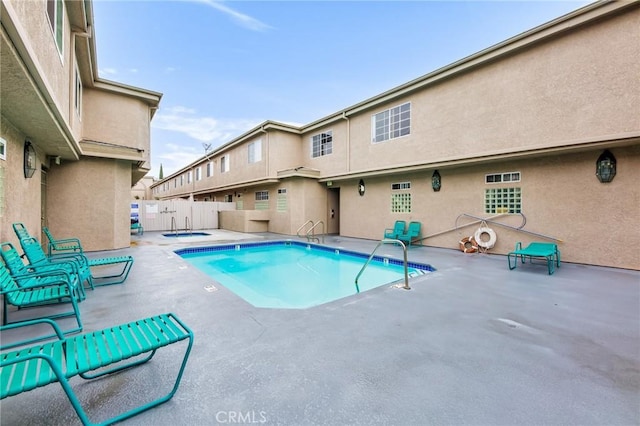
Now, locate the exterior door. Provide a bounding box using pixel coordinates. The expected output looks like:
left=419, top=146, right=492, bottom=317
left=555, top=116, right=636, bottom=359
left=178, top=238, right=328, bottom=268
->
left=327, top=188, right=340, bottom=234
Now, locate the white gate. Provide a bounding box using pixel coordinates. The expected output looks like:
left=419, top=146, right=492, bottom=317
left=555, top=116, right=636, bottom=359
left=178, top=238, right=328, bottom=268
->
left=132, top=200, right=234, bottom=232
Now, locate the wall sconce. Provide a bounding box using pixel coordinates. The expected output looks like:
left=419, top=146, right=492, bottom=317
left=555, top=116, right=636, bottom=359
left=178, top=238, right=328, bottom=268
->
left=595, top=150, right=616, bottom=183
left=431, top=170, right=441, bottom=192
left=358, top=179, right=365, bottom=196
left=23, top=139, right=37, bottom=178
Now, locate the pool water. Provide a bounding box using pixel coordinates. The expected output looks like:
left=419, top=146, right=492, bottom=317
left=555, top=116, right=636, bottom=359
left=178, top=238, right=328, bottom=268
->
left=177, top=241, right=434, bottom=309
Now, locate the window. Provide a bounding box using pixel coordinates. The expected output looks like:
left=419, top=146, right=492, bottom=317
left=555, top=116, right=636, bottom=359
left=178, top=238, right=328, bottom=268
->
left=485, top=188, right=522, bottom=214
left=187, top=171, right=192, bottom=184
left=47, top=0, right=64, bottom=56
left=486, top=172, right=521, bottom=184
left=277, top=188, right=287, bottom=212
left=255, top=191, right=269, bottom=210
left=0, top=137, right=5, bottom=161
left=372, top=102, right=410, bottom=143
left=180, top=175, right=184, bottom=186
left=311, top=131, right=332, bottom=158
left=391, top=181, right=411, bottom=213
left=391, top=182, right=411, bottom=190
left=248, top=139, right=262, bottom=163
left=74, top=63, right=82, bottom=117
left=224, top=194, right=232, bottom=202
left=391, top=194, right=412, bottom=213
left=195, top=167, right=201, bottom=181
left=207, top=162, right=213, bottom=177
left=174, top=178, right=177, bottom=188
left=221, top=155, right=229, bottom=173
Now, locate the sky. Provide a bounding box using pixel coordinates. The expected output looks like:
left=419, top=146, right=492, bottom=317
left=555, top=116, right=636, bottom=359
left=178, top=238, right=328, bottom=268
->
left=92, top=0, right=590, bottom=179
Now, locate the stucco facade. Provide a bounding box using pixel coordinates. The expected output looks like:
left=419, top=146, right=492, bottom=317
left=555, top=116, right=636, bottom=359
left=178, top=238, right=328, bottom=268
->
left=0, top=0, right=161, bottom=251
left=151, top=1, right=639, bottom=269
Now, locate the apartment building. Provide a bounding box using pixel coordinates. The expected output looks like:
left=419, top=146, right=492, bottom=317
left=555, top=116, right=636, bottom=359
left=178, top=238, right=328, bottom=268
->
left=1, top=0, right=161, bottom=250
left=151, top=1, right=639, bottom=269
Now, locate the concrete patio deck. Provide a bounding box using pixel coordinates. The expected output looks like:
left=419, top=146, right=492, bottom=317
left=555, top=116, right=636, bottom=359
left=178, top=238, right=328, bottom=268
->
left=1, top=230, right=639, bottom=425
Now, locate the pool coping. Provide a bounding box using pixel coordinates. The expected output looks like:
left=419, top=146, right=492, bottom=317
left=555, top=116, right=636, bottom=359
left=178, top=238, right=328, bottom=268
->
left=173, top=239, right=436, bottom=272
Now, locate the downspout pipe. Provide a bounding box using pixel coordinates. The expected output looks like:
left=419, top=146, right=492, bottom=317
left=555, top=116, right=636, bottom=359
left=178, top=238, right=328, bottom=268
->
left=342, top=112, right=350, bottom=172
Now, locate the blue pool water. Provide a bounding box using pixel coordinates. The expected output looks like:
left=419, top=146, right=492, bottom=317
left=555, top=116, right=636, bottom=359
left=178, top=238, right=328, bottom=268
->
left=163, top=232, right=211, bottom=237
left=176, top=241, right=434, bottom=309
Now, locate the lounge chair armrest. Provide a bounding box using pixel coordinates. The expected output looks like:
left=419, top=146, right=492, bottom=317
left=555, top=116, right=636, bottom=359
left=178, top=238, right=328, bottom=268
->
left=2, top=276, right=74, bottom=293
left=11, top=268, right=74, bottom=283
left=0, top=318, right=65, bottom=348
left=48, top=252, right=87, bottom=263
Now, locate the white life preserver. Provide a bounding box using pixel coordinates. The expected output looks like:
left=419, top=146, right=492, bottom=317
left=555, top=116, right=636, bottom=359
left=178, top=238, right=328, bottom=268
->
left=474, top=227, right=497, bottom=249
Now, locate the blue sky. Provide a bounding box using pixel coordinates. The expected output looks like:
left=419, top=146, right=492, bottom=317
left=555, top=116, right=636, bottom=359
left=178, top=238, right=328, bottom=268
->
left=93, top=0, right=589, bottom=179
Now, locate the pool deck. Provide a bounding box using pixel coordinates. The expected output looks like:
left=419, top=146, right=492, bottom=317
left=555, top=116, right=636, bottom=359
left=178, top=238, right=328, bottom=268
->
left=2, top=230, right=639, bottom=425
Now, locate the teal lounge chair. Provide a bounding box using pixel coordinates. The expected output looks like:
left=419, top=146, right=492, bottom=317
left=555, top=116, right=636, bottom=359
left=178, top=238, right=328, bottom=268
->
left=43, top=227, right=83, bottom=255
left=1, top=242, right=85, bottom=302
left=19, top=237, right=94, bottom=292
left=21, top=237, right=134, bottom=288
left=42, top=228, right=134, bottom=286
left=131, top=221, right=144, bottom=235
left=0, top=313, right=193, bottom=425
left=384, top=220, right=406, bottom=240
left=508, top=242, right=560, bottom=275
left=0, top=261, right=82, bottom=348
left=398, top=221, right=422, bottom=247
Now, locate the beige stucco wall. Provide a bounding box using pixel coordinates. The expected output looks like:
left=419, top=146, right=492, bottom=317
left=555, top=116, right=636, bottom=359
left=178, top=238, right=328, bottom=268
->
left=0, top=118, right=42, bottom=245
left=82, top=88, right=151, bottom=157
left=46, top=157, right=132, bottom=251
left=340, top=145, right=640, bottom=269
left=303, top=122, right=349, bottom=175
left=5, top=0, right=73, bottom=134
left=346, top=10, right=639, bottom=173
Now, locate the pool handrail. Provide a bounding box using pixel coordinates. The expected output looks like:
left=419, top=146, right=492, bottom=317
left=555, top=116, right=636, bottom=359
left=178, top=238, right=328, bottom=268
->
left=355, top=239, right=410, bottom=293
left=307, top=221, right=325, bottom=244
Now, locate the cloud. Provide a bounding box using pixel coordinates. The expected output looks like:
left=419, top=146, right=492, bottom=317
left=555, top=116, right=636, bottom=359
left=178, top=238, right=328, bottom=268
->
left=99, top=67, right=118, bottom=75
left=152, top=105, right=261, bottom=143
left=189, top=0, right=272, bottom=32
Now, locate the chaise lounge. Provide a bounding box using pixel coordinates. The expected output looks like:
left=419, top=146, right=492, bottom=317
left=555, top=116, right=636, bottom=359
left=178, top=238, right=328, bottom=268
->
left=0, top=313, right=193, bottom=425
left=507, top=241, right=561, bottom=275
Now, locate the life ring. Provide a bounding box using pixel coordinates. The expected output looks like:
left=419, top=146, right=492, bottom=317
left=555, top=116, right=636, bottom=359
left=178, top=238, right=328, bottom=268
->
left=459, top=236, right=478, bottom=253
left=474, top=226, right=497, bottom=249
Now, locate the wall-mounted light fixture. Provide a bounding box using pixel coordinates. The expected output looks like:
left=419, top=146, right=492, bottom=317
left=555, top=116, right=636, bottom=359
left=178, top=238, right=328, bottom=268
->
left=595, top=150, right=616, bottom=183
left=431, top=170, right=441, bottom=192
left=358, top=179, right=365, bottom=196
left=23, top=139, right=37, bottom=178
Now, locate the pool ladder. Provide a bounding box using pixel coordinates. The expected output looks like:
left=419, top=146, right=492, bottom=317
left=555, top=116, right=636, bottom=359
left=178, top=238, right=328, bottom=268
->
left=296, top=220, right=325, bottom=244
left=170, top=216, right=192, bottom=236
left=355, top=239, right=410, bottom=293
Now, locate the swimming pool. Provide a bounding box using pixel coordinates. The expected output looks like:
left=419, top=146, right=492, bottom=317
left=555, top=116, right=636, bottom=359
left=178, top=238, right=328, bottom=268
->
left=176, top=241, right=434, bottom=309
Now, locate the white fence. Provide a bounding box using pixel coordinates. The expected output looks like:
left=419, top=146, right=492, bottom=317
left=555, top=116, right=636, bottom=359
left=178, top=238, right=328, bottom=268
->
left=131, top=200, right=235, bottom=232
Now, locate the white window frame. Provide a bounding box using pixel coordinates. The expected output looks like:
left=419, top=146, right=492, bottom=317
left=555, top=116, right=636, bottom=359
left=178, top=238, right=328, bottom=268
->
left=372, top=102, right=411, bottom=143
left=485, top=187, right=522, bottom=214
left=207, top=161, right=213, bottom=177
left=221, top=154, right=230, bottom=173
left=311, top=131, right=333, bottom=158
left=74, top=61, right=82, bottom=117
left=391, top=182, right=411, bottom=190
left=46, top=0, right=64, bottom=58
left=195, top=167, right=201, bottom=181
left=248, top=139, right=262, bottom=164
left=187, top=171, right=192, bottom=184
left=255, top=191, right=269, bottom=201
left=485, top=171, right=521, bottom=184
left=0, top=137, right=5, bottom=161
